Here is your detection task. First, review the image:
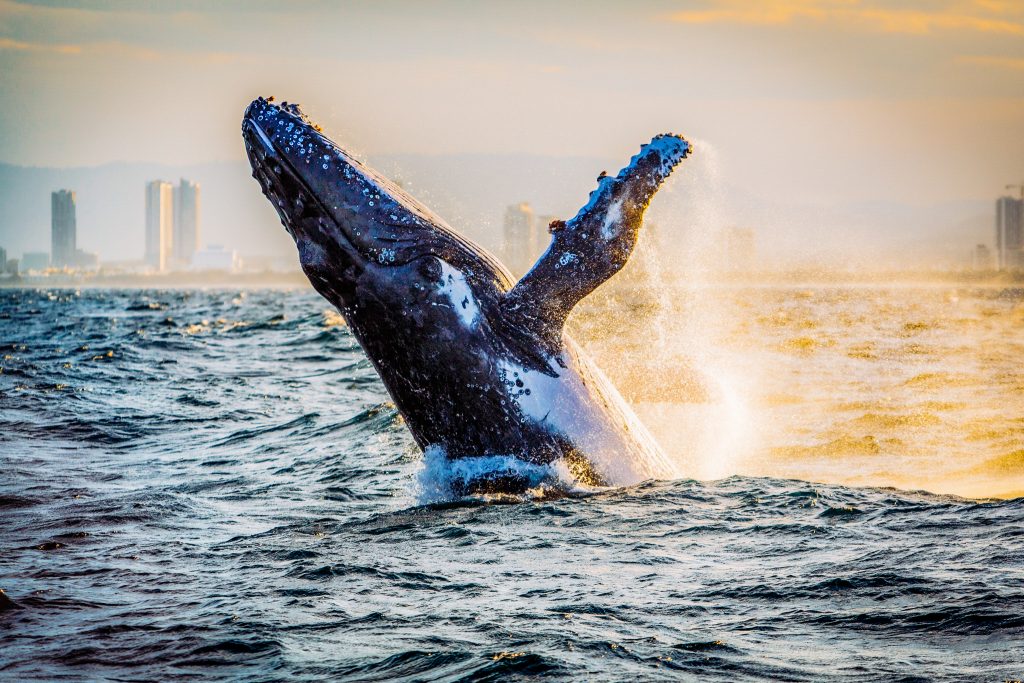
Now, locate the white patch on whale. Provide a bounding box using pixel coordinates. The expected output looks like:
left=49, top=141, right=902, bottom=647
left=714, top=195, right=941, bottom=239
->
left=497, top=358, right=562, bottom=425
left=251, top=122, right=276, bottom=152
left=497, top=343, right=677, bottom=487
left=437, top=261, right=478, bottom=327
left=600, top=198, right=623, bottom=239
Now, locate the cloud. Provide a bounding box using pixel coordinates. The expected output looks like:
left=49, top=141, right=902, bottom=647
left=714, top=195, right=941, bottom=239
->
left=669, top=1, right=834, bottom=26
left=0, top=35, right=247, bottom=65
left=956, top=54, right=1024, bottom=71
left=669, top=0, right=1024, bottom=35
left=0, top=37, right=80, bottom=54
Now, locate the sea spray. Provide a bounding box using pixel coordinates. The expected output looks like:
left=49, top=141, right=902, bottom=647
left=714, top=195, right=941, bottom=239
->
left=595, top=137, right=758, bottom=481
left=414, top=445, right=580, bottom=503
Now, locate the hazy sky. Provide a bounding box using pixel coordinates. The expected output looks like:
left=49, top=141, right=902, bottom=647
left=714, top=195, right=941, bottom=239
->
left=1, top=0, right=1022, bottom=205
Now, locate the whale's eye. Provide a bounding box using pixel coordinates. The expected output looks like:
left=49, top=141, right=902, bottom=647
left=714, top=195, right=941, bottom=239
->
left=417, top=257, right=442, bottom=281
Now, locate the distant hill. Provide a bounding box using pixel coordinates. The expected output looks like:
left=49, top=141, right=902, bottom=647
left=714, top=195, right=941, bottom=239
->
left=0, top=155, right=994, bottom=270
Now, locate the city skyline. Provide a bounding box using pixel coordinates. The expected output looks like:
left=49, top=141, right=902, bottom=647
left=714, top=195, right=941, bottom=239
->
left=1, top=174, right=1021, bottom=275
left=1, top=0, right=1021, bottom=275
left=1, top=0, right=1021, bottom=210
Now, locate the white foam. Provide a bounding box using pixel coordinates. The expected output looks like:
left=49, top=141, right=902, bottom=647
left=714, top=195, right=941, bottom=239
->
left=415, top=445, right=571, bottom=503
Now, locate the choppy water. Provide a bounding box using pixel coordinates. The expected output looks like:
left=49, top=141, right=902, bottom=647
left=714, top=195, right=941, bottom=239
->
left=1, top=287, right=1022, bottom=681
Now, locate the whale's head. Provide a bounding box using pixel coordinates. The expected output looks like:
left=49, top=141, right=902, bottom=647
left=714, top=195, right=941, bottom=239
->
left=242, top=97, right=511, bottom=316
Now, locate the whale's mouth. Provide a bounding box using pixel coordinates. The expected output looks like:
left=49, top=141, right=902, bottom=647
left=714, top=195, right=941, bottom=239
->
left=243, top=117, right=333, bottom=240
left=244, top=98, right=455, bottom=264
left=242, top=96, right=514, bottom=289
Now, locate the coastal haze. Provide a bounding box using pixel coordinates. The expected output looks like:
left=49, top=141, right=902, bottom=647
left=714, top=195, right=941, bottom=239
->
left=1, top=0, right=1023, bottom=270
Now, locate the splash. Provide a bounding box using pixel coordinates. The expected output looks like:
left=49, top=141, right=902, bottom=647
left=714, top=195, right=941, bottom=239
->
left=577, top=138, right=758, bottom=482
left=414, top=446, right=584, bottom=503
left=573, top=179, right=1024, bottom=499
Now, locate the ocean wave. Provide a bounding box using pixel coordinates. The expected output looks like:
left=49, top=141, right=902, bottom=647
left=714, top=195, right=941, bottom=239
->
left=2, top=287, right=1022, bottom=681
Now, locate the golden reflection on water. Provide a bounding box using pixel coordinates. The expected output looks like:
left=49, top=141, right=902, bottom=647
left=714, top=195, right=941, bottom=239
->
left=573, top=283, right=1024, bottom=500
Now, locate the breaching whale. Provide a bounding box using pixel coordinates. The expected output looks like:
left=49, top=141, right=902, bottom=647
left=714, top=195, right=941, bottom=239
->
left=242, top=97, right=689, bottom=492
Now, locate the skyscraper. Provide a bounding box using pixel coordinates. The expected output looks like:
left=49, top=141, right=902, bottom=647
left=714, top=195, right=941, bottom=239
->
left=995, top=196, right=1023, bottom=270
left=503, top=202, right=537, bottom=276
left=173, top=178, right=201, bottom=267
left=145, top=181, right=174, bottom=271
left=51, top=189, right=76, bottom=268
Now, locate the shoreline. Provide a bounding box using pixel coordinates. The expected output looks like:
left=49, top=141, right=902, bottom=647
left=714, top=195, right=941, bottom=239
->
left=1, top=269, right=1022, bottom=290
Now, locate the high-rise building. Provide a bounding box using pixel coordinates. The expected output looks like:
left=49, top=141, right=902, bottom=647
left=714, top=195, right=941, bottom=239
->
left=503, top=202, right=537, bottom=276
left=145, top=180, right=174, bottom=271
left=995, top=196, right=1023, bottom=270
left=173, top=178, right=201, bottom=267
left=0, top=247, right=6, bottom=274
left=51, top=190, right=76, bottom=268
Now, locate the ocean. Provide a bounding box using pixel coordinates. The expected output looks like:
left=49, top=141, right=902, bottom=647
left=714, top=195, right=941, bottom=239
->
left=1, top=285, right=1022, bottom=681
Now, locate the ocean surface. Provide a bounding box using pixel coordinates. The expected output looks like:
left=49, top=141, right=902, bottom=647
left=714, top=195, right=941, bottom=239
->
left=1, top=286, right=1022, bottom=681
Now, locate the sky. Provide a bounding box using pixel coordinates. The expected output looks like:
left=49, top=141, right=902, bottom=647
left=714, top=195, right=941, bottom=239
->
left=0, top=0, right=1022, bottom=247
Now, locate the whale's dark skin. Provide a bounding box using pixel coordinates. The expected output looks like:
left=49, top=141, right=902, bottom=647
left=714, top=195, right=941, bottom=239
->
left=242, top=97, right=689, bottom=489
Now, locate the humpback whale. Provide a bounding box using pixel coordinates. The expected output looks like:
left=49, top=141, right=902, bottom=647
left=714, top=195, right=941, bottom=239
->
left=242, top=97, right=689, bottom=492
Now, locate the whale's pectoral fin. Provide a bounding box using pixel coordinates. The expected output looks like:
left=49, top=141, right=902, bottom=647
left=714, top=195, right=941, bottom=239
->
left=504, top=134, right=690, bottom=347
